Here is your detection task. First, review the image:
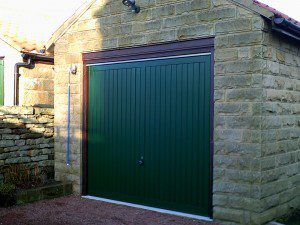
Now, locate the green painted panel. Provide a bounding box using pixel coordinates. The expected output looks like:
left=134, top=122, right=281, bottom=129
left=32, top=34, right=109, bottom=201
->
left=88, top=55, right=211, bottom=216
left=0, top=60, right=4, bottom=105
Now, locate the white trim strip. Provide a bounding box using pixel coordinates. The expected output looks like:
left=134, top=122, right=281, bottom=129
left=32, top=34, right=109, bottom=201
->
left=87, top=53, right=211, bottom=66
left=267, top=222, right=285, bottom=225
left=82, top=195, right=212, bottom=222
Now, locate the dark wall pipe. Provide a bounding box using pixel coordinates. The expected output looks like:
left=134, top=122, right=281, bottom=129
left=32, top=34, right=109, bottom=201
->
left=22, top=53, right=54, bottom=64
left=271, top=17, right=300, bottom=43
left=14, top=53, right=54, bottom=106
left=274, top=17, right=300, bottom=36
left=14, top=58, right=34, bottom=106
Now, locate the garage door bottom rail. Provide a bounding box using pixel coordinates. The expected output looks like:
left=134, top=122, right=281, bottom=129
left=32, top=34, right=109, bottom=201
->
left=82, top=195, right=212, bottom=222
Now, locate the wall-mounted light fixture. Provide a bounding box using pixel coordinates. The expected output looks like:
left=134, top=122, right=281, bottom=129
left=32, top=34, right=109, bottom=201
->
left=122, top=0, right=140, bottom=13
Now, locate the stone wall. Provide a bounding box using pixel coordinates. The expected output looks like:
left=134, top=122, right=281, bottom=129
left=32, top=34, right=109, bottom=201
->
left=257, top=29, right=300, bottom=222
left=0, top=106, right=54, bottom=184
left=19, top=63, right=54, bottom=107
left=52, top=0, right=299, bottom=224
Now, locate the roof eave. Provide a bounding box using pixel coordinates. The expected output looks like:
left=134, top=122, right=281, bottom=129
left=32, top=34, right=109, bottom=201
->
left=46, top=0, right=96, bottom=51
left=271, top=17, right=300, bottom=42
left=228, top=0, right=274, bottom=19
left=0, top=34, right=23, bottom=52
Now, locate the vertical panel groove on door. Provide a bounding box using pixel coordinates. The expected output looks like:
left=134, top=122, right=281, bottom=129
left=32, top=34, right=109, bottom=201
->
left=88, top=55, right=211, bottom=217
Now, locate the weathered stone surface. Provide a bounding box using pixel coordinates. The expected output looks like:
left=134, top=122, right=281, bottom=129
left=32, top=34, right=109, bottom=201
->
left=20, top=64, right=54, bottom=107
left=0, top=107, right=34, bottom=115
left=0, top=106, right=54, bottom=186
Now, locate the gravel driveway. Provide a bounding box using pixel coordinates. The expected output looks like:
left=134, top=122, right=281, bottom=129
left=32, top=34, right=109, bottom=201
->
left=0, top=195, right=219, bottom=225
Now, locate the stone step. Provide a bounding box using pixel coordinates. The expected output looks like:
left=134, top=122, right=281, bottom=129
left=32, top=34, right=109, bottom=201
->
left=16, top=181, right=72, bottom=205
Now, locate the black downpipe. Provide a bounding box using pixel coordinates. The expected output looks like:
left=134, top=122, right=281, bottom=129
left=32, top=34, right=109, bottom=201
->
left=14, top=58, right=34, bottom=106
left=14, top=53, right=54, bottom=106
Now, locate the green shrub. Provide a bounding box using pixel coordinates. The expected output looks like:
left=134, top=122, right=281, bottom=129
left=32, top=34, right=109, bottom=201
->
left=2, top=163, right=46, bottom=189
left=0, top=183, right=16, bottom=207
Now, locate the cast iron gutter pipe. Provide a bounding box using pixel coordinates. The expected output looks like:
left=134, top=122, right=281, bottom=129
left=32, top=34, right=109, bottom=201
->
left=271, top=17, right=300, bottom=42
left=14, top=53, right=54, bottom=106
left=22, top=53, right=54, bottom=63
left=274, top=17, right=300, bottom=36
left=14, top=58, right=34, bottom=105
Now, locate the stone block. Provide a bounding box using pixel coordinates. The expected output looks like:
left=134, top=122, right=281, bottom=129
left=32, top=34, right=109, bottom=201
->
left=177, top=24, right=214, bottom=39
left=197, top=7, right=236, bottom=22
left=228, top=31, right=263, bottom=47
left=214, top=206, right=245, bottom=224
left=190, top=0, right=211, bottom=10
left=226, top=89, right=263, bottom=101
left=0, top=107, right=34, bottom=115
left=215, top=48, right=238, bottom=61
left=1, top=134, right=20, bottom=140
left=0, top=140, right=15, bottom=148
left=34, top=108, right=54, bottom=116
left=163, top=14, right=197, bottom=28
left=215, top=18, right=252, bottom=34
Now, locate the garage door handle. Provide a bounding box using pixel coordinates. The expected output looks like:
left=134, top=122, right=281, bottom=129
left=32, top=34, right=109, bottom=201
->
left=137, top=157, right=144, bottom=166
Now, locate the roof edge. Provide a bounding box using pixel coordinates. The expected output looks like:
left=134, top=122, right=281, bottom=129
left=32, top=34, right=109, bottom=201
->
left=46, top=0, right=96, bottom=50
left=0, top=34, right=23, bottom=52
left=228, top=0, right=274, bottom=19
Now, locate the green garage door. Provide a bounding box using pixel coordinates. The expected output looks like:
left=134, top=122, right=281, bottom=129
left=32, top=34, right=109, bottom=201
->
left=88, top=54, right=211, bottom=216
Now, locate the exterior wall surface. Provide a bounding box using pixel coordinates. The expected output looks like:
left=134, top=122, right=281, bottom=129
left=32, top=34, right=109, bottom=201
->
left=19, top=63, right=54, bottom=107
left=52, top=0, right=299, bottom=224
left=0, top=40, right=22, bottom=106
left=257, top=29, right=300, bottom=222
left=0, top=106, right=54, bottom=184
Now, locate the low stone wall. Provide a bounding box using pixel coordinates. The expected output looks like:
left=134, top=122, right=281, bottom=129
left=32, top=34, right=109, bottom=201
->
left=0, top=106, right=54, bottom=184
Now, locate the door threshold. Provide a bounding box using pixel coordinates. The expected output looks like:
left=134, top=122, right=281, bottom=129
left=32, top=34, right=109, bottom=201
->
left=82, top=195, right=212, bottom=222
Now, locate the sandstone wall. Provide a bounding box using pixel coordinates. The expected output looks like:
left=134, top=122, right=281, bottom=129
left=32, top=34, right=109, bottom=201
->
left=19, top=63, right=54, bottom=107
left=0, top=106, right=54, bottom=184
left=52, top=0, right=299, bottom=224
left=257, top=30, right=300, bottom=221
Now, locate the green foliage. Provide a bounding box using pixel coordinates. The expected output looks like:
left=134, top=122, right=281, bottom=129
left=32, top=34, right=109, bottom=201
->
left=277, top=210, right=300, bottom=225
left=0, top=163, right=47, bottom=207
left=1, top=163, right=46, bottom=190
left=0, top=183, right=15, bottom=196
left=0, top=183, right=16, bottom=207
